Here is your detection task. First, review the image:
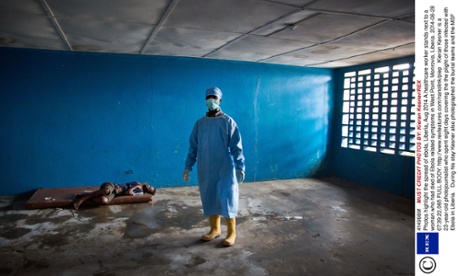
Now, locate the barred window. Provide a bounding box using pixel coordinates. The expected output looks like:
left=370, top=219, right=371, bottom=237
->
left=341, top=63, right=415, bottom=156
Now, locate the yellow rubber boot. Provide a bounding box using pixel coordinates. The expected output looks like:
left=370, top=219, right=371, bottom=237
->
left=223, top=217, right=236, bottom=246
left=201, top=215, right=221, bottom=241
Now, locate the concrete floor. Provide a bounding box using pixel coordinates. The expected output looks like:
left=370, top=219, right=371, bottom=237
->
left=0, top=177, right=414, bottom=276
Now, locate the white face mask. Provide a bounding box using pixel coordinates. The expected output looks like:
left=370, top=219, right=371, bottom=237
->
left=206, top=98, right=220, bottom=111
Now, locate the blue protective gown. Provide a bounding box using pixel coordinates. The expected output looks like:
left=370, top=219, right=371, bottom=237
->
left=185, top=113, right=245, bottom=218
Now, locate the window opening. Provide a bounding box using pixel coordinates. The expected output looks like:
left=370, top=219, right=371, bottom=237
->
left=341, top=62, right=415, bottom=156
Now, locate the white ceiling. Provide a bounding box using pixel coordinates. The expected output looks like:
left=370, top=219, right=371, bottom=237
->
left=0, top=0, right=415, bottom=68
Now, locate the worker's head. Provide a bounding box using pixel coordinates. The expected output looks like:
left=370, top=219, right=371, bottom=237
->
left=205, top=87, right=222, bottom=111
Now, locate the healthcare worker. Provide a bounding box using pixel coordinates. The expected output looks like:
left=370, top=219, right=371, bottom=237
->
left=183, top=87, right=245, bottom=246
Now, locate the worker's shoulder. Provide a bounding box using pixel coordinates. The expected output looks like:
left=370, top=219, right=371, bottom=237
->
left=221, top=113, right=232, bottom=119
left=197, top=113, right=233, bottom=121
left=223, top=113, right=240, bottom=123
left=219, top=114, right=238, bottom=124
left=195, top=114, right=237, bottom=126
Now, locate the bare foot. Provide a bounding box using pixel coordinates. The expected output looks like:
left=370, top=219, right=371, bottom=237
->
left=73, top=199, right=83, bottom=210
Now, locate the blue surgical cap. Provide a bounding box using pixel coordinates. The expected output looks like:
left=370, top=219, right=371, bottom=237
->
left=205, top=87, right=223, bottom=99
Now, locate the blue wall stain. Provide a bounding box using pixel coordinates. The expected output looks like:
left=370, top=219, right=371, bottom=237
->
left=0, top=47, right=333, bottom=196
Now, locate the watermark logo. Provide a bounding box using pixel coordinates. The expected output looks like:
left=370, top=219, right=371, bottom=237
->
left=419, top=257, right=436, bottom=274
left=417, top=233, right=439, bottom=254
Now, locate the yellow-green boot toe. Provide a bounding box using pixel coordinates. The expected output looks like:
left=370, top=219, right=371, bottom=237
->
left=223, top=217, right=236, bottom=246
left=201, top=215, right=221, bottom=241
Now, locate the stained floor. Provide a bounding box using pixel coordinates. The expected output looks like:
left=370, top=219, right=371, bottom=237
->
left=0, top=177, right=414, bottom=276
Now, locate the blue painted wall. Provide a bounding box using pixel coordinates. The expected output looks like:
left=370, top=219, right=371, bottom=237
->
left=331, top=56, right=415, bottom=199
left=0, top=47, right=333, bottom=196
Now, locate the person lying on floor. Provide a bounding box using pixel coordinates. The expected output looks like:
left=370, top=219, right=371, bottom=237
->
left=73, top=181, right=156, bottom=210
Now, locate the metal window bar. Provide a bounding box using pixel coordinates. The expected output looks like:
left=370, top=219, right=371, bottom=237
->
left=390, top=66, right=400, bottom=153
left=376, top=69, right=385, bottom=153
left=368, top=70, right=377, bottom=151
left=406, top=65, right=416, bottom=153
